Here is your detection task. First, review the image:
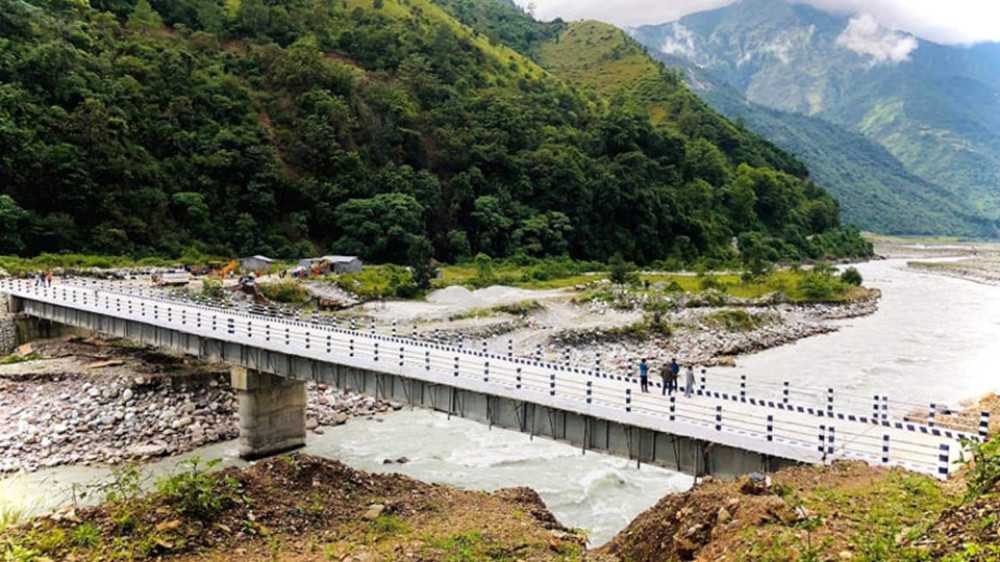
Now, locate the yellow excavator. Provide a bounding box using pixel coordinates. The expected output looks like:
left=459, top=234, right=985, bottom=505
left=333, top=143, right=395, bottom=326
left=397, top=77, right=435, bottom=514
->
left=216, top=260, right=237, bottom=281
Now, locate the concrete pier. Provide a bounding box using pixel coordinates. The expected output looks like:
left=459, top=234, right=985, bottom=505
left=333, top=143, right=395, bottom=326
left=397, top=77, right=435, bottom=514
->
left=231, top=366, right=306, bottom=459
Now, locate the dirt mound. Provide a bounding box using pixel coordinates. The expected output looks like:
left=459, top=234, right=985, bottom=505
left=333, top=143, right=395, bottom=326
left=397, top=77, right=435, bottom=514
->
left=3, top=454, right=589, bottom=561
left=426, top=285, right=478, bottom=306
left=600, top=474, right=799, bottom=561
left=600, top=461, right=916, bottom=561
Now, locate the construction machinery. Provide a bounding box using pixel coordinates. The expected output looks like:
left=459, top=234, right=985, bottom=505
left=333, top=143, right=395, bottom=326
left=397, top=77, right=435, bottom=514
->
left=217, top=260, right=237, bottom=281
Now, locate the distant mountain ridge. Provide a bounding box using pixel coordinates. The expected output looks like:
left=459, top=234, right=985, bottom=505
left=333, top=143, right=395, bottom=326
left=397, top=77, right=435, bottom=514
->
left=631, top=0, right=1000, bottom=236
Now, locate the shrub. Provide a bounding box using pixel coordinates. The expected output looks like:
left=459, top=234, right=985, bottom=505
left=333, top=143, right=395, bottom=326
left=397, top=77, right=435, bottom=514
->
left=840, top=267, right=863, bottom=286
left=797, top=271, right=838, bottom=300
left=705, top=309, right=765, bottom=332
left=258, top=280, right=311, bottom=304
left=200, top=278, right=224, bottom=299
left=156, top=458, right=238, bottom=520
left=965, top=435, right=1000, bottom=500
left=609, top=253, right=639, bottom=285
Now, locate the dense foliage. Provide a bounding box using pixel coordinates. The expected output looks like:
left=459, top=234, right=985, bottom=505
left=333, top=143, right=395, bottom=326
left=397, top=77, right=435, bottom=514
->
left=0, top=0, right=870, bottom=264
left=630, top=0, right=1000, bottom=237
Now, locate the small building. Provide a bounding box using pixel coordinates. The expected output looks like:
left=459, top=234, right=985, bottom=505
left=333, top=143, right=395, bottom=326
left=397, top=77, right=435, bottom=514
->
left=240, top=255, right=275, bottom=274
left=297, top=255, right=363, bottom=275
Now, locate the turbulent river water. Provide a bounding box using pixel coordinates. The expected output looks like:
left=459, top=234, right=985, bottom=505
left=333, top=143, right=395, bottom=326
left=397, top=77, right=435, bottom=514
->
left=4, top=257, right=1000, bottom=546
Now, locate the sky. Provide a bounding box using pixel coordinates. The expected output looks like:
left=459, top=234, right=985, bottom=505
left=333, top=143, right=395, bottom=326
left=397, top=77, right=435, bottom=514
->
left=515, top=0, right=1000, bottom=45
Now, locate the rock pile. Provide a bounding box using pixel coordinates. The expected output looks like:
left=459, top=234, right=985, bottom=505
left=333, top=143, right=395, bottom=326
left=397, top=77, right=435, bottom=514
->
left=0, top=371, right=396, bottom=474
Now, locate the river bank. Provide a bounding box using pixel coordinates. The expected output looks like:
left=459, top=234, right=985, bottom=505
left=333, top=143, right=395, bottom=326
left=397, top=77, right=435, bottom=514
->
left=0, top=337, right=397, bottom=474
left=4, top=442, right=1000, bottom=561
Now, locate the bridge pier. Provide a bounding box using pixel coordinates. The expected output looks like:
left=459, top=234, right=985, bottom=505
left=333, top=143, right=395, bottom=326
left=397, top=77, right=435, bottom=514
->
left=231, top=366, right=306, bottom=460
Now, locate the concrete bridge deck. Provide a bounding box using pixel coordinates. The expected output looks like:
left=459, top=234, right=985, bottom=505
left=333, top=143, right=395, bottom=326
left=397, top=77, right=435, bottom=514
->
left=1, top=279, right=985, bottom=479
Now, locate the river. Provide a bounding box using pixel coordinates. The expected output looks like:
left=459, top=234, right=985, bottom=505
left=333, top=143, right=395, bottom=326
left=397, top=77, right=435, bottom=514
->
left=728, top=258, right=1000, bottom=410
left=4, top=257, right=1000, bottom=546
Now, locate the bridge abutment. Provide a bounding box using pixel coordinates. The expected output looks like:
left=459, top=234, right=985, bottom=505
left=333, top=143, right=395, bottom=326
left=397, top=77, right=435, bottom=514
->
left=231, top=366, right=306, bottom=460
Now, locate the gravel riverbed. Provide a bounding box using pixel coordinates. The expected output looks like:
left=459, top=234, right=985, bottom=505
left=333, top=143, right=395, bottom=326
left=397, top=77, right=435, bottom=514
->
left=0, top=339, right=397, bottom=474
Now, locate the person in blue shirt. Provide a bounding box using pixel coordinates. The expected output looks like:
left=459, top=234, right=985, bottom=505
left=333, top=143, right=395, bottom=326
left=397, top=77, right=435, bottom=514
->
left=639, top=358, right=650, bottom=393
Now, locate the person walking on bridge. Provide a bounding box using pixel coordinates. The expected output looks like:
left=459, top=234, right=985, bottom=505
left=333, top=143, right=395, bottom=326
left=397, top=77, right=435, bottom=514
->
left=684, top=365, right=695, bottom=398
left=639, top=358, right=650, bottom=393
left=659, top=362, right=672, bottom=395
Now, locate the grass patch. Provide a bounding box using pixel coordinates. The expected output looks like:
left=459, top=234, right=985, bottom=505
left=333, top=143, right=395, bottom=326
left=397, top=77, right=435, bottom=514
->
left=257, top=280, right=311, bottom=305
left=0, top=353, right=42, bottom=365
left=435, top=257, right=602, bottom=290
left=703, top=309, right=777, bottom=332
left=329, top=265, right=419, bottom=300
left=424, top=531, right=515, bottom=562
left=368, top=514, right=408, bottom=541
left=449, top=300, right=543, bottom=321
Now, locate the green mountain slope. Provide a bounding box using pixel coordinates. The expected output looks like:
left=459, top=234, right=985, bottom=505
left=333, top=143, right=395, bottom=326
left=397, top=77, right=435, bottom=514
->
left=0, top=0, right=869, bottom=264
left=678, top=62, right=996, bottom=236
left=631, top=0, right=1000, bottom=233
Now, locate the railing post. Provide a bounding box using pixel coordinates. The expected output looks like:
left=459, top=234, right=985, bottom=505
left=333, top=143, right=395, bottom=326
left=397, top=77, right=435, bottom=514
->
left=549, top=373, right=555, bottom=396
left=928, top=403, right=936, bottom=427
left=669, top=395, right=675, bottom=421
left=516, top=367, right=522, bottom=390
left=370, top=318, right=375, bottom=335
left=424, top=350, right=430, bottom=371
left=881, top=395, right=889, bottom=421
left=783, top=381, right=789, bottom=405
left=699, top=371, right=706, bottom=394
left=453, top=356, right=459, bottom=377
left=535, top=344, right=542, bottom=362
left=938, top=443, right=950, bottom=479
left=980, top=412, right=991, bottom=440
left=482, top=340, right=487, bottom=355
left=586, top=381, right=592, bottom=404
left=562, top=348, right=570, bottom=365
left=740, top=375, right=747, bottom=401
left=766, top=415, right=773, bottom=442
left=827, top=426, right=835, bottom=455
left=827, top=388, right=834, bottom=417
left=411, top=325, right=417, bottom=339
left=625, top=388, right=631, bottom=412
left=349, top=338, right=355, bottom=358
left=484, top=361, right=489, bottom=383
left=715, top=405, right=722, bottom=431
left=398, top=346, right=404, bottom=368
left=507, top=339, right=513, bottom=358
left=818, top=425, right=829, bottom=462
left=391, top=319, right=397, bottom=337
left=373, top=341, right=379, bottom=363
left=882, top=434, right=890, bottom=464
left=595, top=351, right=602, bottom=374
left=872, top=395, right=879, bottom=422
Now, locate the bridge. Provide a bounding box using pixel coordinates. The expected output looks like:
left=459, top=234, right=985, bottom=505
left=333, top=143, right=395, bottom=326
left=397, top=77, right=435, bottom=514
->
left=1, top=278, right=988, bottom=480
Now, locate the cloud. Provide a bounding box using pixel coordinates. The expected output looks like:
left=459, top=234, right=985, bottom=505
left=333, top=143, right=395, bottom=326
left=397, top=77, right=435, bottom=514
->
left=659, top=23, right=697, bottom=58
left=517, top=0, right=1000, bottom=46
left=835, top=13, right=918, bottom=63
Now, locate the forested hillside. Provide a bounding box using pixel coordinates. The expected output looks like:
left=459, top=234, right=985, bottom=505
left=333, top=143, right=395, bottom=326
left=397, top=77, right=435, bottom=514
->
left=631, top=0, right=1000, bottom=237
left=0, top=0, right=870, bottom=264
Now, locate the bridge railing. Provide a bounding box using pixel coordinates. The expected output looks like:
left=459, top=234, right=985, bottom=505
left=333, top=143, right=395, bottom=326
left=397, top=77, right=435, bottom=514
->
left=0, top=279, right=978, bottom=478
left=20, top=279, right=983, bottom=427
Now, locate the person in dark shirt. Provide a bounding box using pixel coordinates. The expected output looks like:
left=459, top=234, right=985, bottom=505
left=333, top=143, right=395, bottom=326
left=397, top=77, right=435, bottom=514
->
left=639, top=358, right=649, bottom=393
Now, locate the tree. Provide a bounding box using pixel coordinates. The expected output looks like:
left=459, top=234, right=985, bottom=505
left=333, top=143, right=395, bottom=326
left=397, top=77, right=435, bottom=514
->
left=334, top=193, right=425, bottom=263
left=408, top=235, right=437, bottom=291
left=127, top=0, right=164, bottom=31
left=0, top=195, right=28, bottom=254
left=840, top=267, right=863, bottom=287
left=609, top=253, right=638, bottom=285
